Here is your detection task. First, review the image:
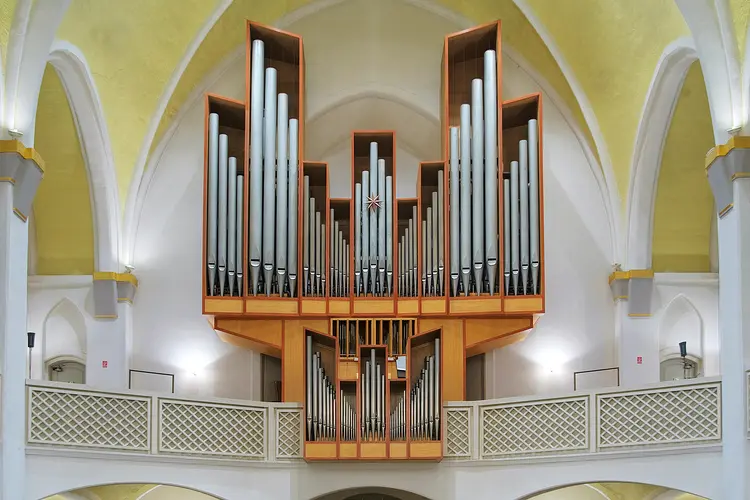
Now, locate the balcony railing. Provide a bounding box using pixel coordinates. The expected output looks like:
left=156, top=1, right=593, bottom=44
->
left=25, top=378, right=721, bottom=463
left=444, top=377, right=722, bottom=460
left=25, top=380, right=303, bottom=461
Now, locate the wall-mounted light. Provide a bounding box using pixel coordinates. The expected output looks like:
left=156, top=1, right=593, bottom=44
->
left=124, top=264, right=135, bottom=274
left=8, top=128, right=23, bottom=139
left=727, top=125, right=742, bottom=137
left=27, top=332, right=36, bottom=379
left=679, top=341, right=695, bottom=380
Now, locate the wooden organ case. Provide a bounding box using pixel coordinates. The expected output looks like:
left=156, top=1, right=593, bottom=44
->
left=202, top=20, right=544, bottom=461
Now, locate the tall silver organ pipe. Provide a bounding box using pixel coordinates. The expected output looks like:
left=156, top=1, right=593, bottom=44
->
left=377, top=160, right=386, bottom=293
left=503, top=179, right=511, bottom=295
left=504, top=123, right=541, bottom=295
left=207, top=114, right=219, bottom=295
left=303, top=176, right=310, bottom=294
left=321, top=221, right=326, bottom=295
left=426, top=208, right=432, bottom=295
left=446, top=50, right=501, bottom=296
left=386, top=178, right=393, bottom=296
left=227, top=157, right=237, bottom=296
left=355, top=183, right=362, bottom=296
left=528, top=119, right=540, bottom=294
left=361, top=172, right=369, bottom=295
left=361, top=349, right=385, bottom=440
left=431, top=195, right=438, bottom=292
left=412, top=206, right=418, bottom=297
left=484, top=50, right=499, bottom=295
left=236, top=175, right=244, bottom=295
left=249, top=40, right=264, bottom=297
left=288, top=119, right=299, bottom=297
left=410, top=338, right=440, bottom=441
left=306, top=335, right=336, bottom=441
left=471, top=78, right=485, bottom=295
left=218, top=135, right=228, bottom=296
left=449, top=127, right=460, bottom=297
left=510, top=161, right=520, bottom=295
left=437, top=172, right=445, bottom=293
left=459, top=104, right=471, bottom=296
left=368, top=144, right=378, bottom=294
left=261, top=67, right=277, bottom=296
left=519, top=140, right=529, bottom=295
left=275, top=93, right=289, bottom=295
left=355, top=143, right=391, bottom=297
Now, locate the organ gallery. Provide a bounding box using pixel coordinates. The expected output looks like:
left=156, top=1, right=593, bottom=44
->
left=202, top=20, right=544, bottom=460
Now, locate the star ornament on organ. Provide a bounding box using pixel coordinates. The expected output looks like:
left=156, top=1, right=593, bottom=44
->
left=367, top=193, right=382, bottom=211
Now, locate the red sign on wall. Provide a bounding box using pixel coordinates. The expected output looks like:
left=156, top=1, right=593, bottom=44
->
left=102, top=360, right=108, bottom=368
left=636, top=356, right=643, bottom=365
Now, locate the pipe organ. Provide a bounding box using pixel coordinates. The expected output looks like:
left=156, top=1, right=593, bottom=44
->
left=203, top=20, right=545, bottom=461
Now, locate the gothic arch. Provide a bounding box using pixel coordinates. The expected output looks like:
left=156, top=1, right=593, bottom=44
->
left=625, top=38, right=698, bottom=269
left=42, top=298, right=87, bottom=376
left=47, top=41, right=121, bottom=272
left=658, top=293, right=704, bottom=362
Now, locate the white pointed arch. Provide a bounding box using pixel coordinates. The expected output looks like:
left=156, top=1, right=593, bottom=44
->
left=41, top=297, right=88, bottom=375
left=625, top=38, right=698, bottom=269
left=658, top=293, right=704, bottom=363
left=47, top=41, right=121, bottom=272
left=675, top=0, right=742, bottom=142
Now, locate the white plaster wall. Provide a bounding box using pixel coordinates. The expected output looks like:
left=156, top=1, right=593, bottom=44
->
left=134, top=0, right=616, bottom=402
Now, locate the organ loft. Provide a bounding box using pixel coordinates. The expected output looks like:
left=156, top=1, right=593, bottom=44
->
left=202, top=20, right=544, bottom=461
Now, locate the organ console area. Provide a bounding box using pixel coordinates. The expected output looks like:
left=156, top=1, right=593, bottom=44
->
left=203, top=20, right=545, bottom=461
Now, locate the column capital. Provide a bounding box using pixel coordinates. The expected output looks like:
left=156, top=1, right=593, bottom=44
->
left=608, top=268, right=654, bottom=317
left=705, top=135, right=750, bottom=217
left=0, top=140, right=45, bottom=222
left=92, top=272, right=138, bottom=319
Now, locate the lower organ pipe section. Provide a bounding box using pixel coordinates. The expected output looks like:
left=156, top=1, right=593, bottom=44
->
left=448, top=49, right=500, bottom=296
left=306, top=335, right=336, bottom=441
left=354, top=142, right=393, bottom=296
left=411, top=338, right=440, bottom=441
left=390, top=386, right=407, bottom=441
left=361, top=349, right=385, bottom=440
left=248, top=39, right=299, bottom=297
left=504, top=119, right=541, bottom=296
left=206, top=113, right=244, bottom=297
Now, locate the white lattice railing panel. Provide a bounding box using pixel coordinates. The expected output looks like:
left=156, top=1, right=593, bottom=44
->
left=158, top=399, right=267, bottom=459
left=480, top=396, right=588, bottom=458
left=597, top=382, right=721, bottom=449
left=27, top=385, right=150, bottom=452
left=275, top=408, right=303, bottom=459
left=444, top=407, right=472, bottom=458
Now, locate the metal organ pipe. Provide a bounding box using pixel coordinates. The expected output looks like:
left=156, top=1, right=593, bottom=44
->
left=503, top=179, right=511, bottom=295
left=519, top=140, right=529, bottom=295
left=528, top=119, right=540, bottom=294
left=218, top=134, right=228, bottom=296
left=437, top=171, right=444, bottom=294
left=484, top=50, right=499, bottom=295
left=355, top=183, right=362, bottom=296
left=412, top=206, right=418, bottom=297
left=368, top=144, right=377, bottom=294
left=303, top=177, right=310, bottom=294
left=378, top=159, right=386, bottom=293
left=426, top=208, right=432, bottom=295
left=410, top=338, right=440, bottom=441
left=510, top=161, right=520, bottom=295
left=207, top=114, right=219, bottom=295
left=275, top=93, right=289, bottom=295
left=306, top=336, right=337, bottom=441
left=236, top=175, right=244, bottom=295
left=386, top=178, right=393, bottom=296
left=288, top=119, right=299, bottom=297
left=431, top=191, right=439, bottom=294
left=249, top=40, right=264, bottom=296
left=471, top=78, right=484, bottom=295
left=227, top=157, right=237, bottom=296
left=361, top=172, right=369, bottom=295
left=261, top=67, right=277, bottom=296
left=459, top=104, right=471, bottom=296
left=449, top=127, right=460, bottom=296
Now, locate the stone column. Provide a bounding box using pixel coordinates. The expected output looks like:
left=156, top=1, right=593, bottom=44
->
left=610, top=269, right=658, bottom=387
left=705, top=136, right=750, bottom=499
left=87, top=272, right=137, bottom=389
left=0, top=140, right=44, bottom=500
